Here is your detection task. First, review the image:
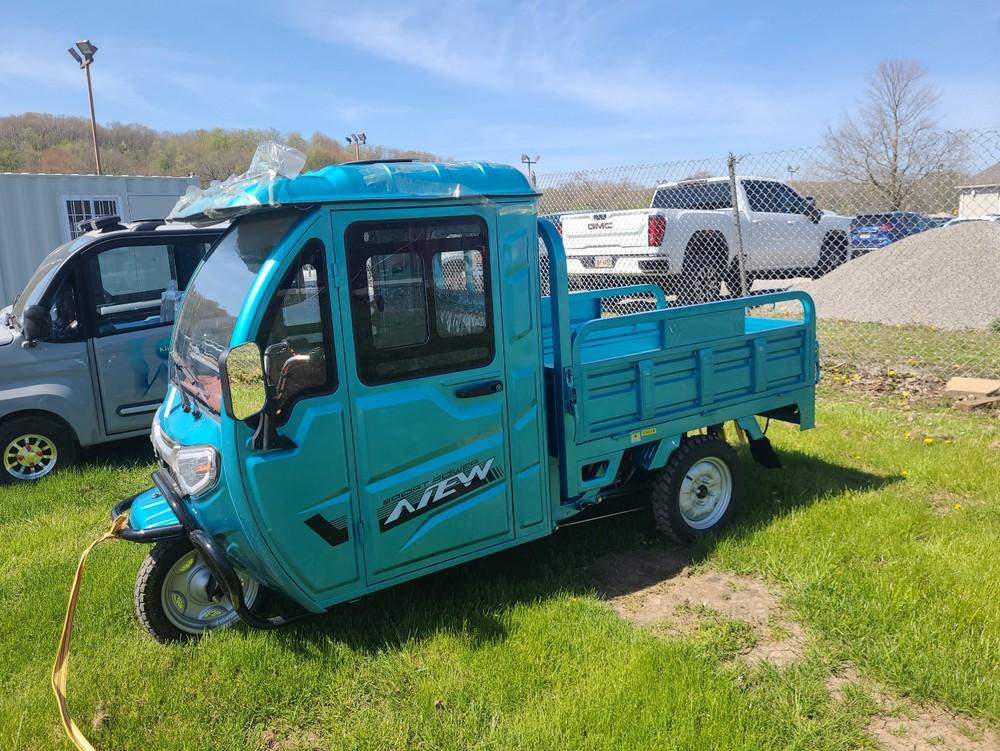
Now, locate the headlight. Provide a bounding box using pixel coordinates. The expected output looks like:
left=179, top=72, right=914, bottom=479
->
left=173, top=445, right=219, bottom=497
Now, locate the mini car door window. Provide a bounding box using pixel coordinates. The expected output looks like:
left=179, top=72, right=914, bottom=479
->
left=88, top=241, right=211, bottom=335
left=259, top=239, right=337, bottom=423
left=347, top=217, right=494, bottom=384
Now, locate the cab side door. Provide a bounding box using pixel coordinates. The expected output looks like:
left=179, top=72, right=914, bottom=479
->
left=334, top=208, right=515, bottom=585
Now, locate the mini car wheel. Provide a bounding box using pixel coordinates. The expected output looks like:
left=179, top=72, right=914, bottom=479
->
left=0, top=415, right=76, bottom=484
left=652, top=434, right=743, bottom=543
left=134, top=537, right=266, bottom=642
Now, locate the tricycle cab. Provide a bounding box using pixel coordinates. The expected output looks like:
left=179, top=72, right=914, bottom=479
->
left=119, top=157, right=817, bottom=641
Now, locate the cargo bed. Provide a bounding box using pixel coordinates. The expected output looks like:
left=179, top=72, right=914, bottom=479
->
left=538, top=261, right=816, bottom=503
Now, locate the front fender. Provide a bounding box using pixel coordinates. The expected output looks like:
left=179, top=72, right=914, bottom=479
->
left=114, top=486, right=184, bottom=542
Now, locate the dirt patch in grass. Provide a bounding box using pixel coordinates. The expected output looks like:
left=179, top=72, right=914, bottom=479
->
left=827, top=664, right=1000, bottom=751
left=259, top=728, right=324, bottom=751
left=591, top=548, right=806, bottom=667
left=824, top=364, right=948, bottom=405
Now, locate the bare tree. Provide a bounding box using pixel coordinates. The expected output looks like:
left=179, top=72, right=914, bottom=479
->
left=824, top=59, right=965, bottom=210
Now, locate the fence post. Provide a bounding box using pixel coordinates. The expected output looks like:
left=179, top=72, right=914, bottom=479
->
left=727, top=153, right=749, bottom=298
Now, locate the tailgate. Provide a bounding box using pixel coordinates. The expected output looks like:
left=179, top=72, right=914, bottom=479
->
left=562, top=210, right=652, bottom=252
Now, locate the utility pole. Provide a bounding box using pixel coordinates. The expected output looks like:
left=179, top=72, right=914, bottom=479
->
left=346, top=132, right=367, bottom=161
left=67, top=40, right=102, bottom=175
left=521, top=154, right=540, bottom=187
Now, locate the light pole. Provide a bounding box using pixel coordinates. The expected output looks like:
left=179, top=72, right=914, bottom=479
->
left=346, top=132, right=367, bottom=161
left=67, top=40, right=102, bottom=176
left=521, top=154, right=540, bottom=187
left=786, top=164, right=799, bottom=183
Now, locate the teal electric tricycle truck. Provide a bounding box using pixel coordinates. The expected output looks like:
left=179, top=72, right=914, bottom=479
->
left=112, top=159, right=817, bottom=641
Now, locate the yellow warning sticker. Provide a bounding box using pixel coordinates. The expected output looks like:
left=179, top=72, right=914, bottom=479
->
left=641, top=428, right=657, bottom=437
left=630, top=432, right=641, bottom=443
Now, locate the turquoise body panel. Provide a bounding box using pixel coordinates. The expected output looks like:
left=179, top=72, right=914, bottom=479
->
left=125, top=161, right=817, bottom=614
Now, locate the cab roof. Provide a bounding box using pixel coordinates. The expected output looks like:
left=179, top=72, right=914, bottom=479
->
left=169, top=160, right=538, bottom=224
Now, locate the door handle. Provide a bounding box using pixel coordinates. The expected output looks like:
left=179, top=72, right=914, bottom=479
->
left=455, top=379, right=504, bottom=398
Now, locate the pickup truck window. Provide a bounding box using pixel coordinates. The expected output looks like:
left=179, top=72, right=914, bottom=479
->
left=347, top=217, right=494, bottom=385
left=743, top=180, right=810, bottom=215
left=651, top=182, right=731, bottom=210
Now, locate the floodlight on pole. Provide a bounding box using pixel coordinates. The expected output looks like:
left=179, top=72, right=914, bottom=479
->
left=68, top=39, right=102, bottom=175
left=346, top=131, right=367, bottom=161
left=520, top=153, right=540, bottom=187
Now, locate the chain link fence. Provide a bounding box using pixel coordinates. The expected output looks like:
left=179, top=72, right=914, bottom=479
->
left=535, top=128, right=1000, bottom=379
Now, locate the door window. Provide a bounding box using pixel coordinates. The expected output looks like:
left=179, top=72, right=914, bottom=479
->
left=46, top=271, right=82, bottom=342
left=259, top=240, right=337, bottom=423
left=347, top=217, right=494, bottom=385
left=88, top=241, right=210, bottom=335
left=743, top=181, right=810, bottom=214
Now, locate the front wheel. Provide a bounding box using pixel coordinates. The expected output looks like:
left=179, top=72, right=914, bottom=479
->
left=134, top=537, right=266, bottom=642
left=652, top=435, right=744, bottom=542
left=0, top=415, right=76, bottom=483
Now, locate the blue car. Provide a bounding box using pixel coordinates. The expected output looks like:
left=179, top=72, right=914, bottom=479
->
left=850, top=211, right=931, bottom=253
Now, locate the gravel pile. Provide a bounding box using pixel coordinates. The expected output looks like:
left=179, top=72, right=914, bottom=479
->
left=793, top=222, right=1000, bottom=330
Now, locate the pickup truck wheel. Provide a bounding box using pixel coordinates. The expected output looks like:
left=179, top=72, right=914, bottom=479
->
left=679, top=260, right=723, bottom=305
left=0, top=415, right=76, bottom=483
left=135, top=537, right=267, bottom=643
left=652, top=435, right=743, bottom=543
left=813, top=234, right=849, bottom=278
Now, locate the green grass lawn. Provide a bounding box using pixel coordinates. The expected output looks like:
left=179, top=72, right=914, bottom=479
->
left=2, top=392, right=998, bottom=750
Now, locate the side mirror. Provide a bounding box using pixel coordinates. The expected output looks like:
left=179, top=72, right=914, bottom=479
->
left=804, top=196, right=816, bottom=207
left=219, top=341, right=267, bottom=421
left=21, top=305, right=51, bottom=344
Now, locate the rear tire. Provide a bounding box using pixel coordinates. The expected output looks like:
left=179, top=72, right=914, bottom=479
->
left=652, top=435, right=743, bottom=543
left=135, top=537, right=267, bottom=643
left=813, top=233, right=849, bottom=278
left=0, top=415, right=76, bottom=484
left=679, top=234, right=728, bottom=305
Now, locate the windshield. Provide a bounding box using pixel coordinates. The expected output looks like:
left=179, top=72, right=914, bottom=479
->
left=11, top=237, right=89, bottom=320
left=170, top=210, right=303, bottom=413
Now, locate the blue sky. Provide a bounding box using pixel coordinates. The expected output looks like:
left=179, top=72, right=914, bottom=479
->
left=2, top=0, right=999, bottom=172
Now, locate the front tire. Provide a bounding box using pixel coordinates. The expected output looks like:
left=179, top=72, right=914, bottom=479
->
left=134, top=537, right=265, bottom=642
left=0, top=415, right=76, bottom=483
left=652, top=435, right=743, bottom=542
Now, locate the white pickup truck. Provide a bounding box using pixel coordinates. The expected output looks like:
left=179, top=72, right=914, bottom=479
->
left=560, top=176, right=851, bottom=301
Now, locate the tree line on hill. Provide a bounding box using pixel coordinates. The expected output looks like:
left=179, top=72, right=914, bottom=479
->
left=0, top=113, right=440, bottom=182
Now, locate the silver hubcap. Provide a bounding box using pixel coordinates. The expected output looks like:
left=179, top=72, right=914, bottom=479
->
left=161, top=549, right=260, bottom=635
left=679, top=457, right=732, bottom=529
left=3, top=433, right=58, bottom=480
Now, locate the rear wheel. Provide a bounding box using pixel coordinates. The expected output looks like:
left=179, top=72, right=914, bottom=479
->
left=652, top=435, right=743, bottom=542
left=679, top=234, right=728, bottom=304
left=813, top=233, right=849, bottom=278
left=0, top=415, right=76, bottom=483
left=134, top=537, right=266, bottom=642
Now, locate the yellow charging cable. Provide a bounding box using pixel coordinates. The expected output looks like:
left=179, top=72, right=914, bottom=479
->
left=51, top=513, right=129, bottom=751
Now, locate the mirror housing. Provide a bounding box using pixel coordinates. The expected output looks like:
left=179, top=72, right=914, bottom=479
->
left=219, top=342, right=267, bottom=421
left=21, top=305, right=51, bottom=344
left=804, top=196, right=816, bottom=207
